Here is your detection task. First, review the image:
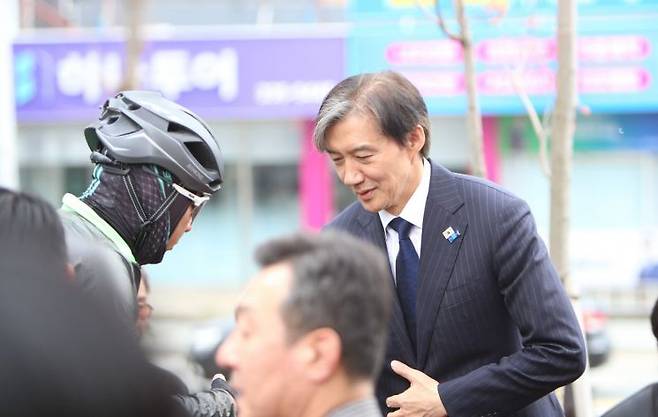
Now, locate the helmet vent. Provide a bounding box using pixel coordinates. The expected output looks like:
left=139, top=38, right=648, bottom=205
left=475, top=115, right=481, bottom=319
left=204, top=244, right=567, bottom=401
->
left=168, top=121, right=195, bottom=135
left=107, top=116, right=119, bottom=125
left=184, top=141, right=218, bottom=172
left=121, top=96, right=141, bottom=111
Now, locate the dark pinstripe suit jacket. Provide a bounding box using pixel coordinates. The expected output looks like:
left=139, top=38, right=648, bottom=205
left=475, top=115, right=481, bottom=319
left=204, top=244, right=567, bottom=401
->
left=328, top=161, right=586, bottom=417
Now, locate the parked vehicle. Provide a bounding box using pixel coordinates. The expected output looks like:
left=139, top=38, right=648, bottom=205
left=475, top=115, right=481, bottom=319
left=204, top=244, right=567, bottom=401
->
left=581, top=301, right=612, bottom=368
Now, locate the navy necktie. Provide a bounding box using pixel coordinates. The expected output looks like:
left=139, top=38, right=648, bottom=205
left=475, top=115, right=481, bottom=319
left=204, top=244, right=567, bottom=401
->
left=388, top=217, right=419, bottom=349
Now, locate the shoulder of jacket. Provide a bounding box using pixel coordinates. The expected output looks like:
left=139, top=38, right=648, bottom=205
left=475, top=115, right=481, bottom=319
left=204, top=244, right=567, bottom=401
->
left=453, top=173, right=523, bottom=203
left=61, top=211, right=131, bottom=269
left=326, top=201, right=364, bottom=230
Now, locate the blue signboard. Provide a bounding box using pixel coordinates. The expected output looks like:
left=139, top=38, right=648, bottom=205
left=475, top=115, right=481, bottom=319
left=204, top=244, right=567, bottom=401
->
left=349, top=0, right=658, bottom=20
left=347, top=0, right=658, bottom=115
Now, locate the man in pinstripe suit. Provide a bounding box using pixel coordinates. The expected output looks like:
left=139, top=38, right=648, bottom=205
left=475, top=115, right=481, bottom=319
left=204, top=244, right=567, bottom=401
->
left=216, top=232, right=391, bottom=417
left=314, top=71, right=586, bottom=417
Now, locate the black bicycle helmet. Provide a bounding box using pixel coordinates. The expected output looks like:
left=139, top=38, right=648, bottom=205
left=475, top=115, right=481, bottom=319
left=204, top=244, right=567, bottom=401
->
left=84, top=91, right=224, bottom=194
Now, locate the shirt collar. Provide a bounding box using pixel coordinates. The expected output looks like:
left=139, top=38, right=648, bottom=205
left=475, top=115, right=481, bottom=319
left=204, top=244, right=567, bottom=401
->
left=61, top=193, right=137, bottom=264
left=379, top=157, right=431, bottom=232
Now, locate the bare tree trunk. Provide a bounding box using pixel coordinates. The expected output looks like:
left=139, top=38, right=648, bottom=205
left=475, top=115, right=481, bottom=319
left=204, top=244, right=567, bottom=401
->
left=121, top=0, right=145, bottom=90
left=454, top=0, right=486, bottom=178
left=549, top=1, right=593, bottom=416
left=550, top=0, right=576, bottom=293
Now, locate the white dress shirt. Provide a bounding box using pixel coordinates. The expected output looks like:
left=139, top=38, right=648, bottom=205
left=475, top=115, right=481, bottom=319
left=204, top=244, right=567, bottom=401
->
left=378, top=158, right=431, bottom=283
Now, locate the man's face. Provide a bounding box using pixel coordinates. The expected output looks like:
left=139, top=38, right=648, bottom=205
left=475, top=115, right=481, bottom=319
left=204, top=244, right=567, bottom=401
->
left=325, top=114, right=423, bottom=215
left=165, top=205, right=194, bottom=251
left=135, top=278, right=153, bottom=337
left=216, top=263, right=304, bottom=417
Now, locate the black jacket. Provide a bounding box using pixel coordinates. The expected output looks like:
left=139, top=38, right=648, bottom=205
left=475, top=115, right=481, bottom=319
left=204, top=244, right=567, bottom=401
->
left=60, top=198, right=236, bottom=417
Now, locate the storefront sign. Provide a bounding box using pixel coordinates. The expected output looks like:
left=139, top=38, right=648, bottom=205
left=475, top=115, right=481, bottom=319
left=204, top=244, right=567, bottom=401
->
left=14, top=36, right=345, bottom=121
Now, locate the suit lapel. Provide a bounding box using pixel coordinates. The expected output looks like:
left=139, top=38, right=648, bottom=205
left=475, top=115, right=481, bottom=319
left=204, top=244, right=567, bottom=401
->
left=355, top=208, right=416, bottom=364
left=416, top=163, right=467, bottom=367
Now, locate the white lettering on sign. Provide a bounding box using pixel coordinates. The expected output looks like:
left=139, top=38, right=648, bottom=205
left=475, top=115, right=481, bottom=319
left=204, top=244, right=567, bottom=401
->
left=56, top=51, right=122, bottom=103
left=579, top=67, right=650, bottom=93
left=55, top=47, right=239, bottom=103
left=477, top=37, right=555, bottom=64
left=385, top=40, right=463, bottom=66
left=147, top=49, right=191, bottom=98
left=404, top=72, right=464, bottom=96
left=253, top=80, right=334, bottom=105
left=579, top=36, right=651, bottom=63
left=145, top=48, right=238, bottom=101
left=478, top=69, right=555, bottom=95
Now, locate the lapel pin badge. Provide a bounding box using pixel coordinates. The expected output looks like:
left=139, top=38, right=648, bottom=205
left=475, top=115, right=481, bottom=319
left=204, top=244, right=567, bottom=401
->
left=442, top=226, right=460, bottom=243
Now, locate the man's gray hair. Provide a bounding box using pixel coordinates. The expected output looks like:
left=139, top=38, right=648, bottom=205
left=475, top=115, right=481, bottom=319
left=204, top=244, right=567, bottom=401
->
left=255, top=231, right=393, bottom=380
left=314, top=71, right=431, bottom=157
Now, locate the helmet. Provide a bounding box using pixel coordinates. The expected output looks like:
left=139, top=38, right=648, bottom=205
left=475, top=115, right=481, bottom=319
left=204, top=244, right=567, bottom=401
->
left=84, top=91, right=224, bottom=194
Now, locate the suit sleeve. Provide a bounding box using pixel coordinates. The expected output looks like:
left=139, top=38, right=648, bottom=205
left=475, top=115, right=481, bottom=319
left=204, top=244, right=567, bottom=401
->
left=437, top=197, right=586, bottom=417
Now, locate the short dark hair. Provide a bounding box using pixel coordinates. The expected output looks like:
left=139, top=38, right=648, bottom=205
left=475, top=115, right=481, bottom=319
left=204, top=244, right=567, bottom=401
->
left=255, top=232, right=393, bottom=380
left=0, top=187, right=68, bottom=275
left=314, top=71, right=431, bottom=157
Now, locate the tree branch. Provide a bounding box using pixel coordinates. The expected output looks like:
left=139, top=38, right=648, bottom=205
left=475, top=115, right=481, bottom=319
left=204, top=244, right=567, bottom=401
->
left=508, top=67, right=551, bottom=178
left=414, top=0, right=462, bottom=42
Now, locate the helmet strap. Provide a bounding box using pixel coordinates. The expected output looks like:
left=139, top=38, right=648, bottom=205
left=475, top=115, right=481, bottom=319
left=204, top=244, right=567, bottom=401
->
left=90, top=151, right=131, bottom=176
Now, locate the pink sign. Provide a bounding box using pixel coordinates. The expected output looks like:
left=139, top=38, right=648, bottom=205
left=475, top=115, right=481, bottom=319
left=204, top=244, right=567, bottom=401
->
left=386, top=40, right=463, bottom=66
left=579, top=67, right=651, bottom=93
left=476, top=37, right=556, bottom=64
left=478, top=69, right=555, bottom=95
left=579, top=36, right=651, bottom=63
left=402, top=71, right=465, bottom=96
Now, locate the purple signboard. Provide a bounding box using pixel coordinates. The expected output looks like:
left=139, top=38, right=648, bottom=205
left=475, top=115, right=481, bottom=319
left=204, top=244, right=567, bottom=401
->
left=13, top=37, right=345, bottom=122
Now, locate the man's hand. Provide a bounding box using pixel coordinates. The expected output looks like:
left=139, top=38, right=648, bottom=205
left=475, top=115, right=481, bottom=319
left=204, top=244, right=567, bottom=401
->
left=386, top=360, right=447, bottom=417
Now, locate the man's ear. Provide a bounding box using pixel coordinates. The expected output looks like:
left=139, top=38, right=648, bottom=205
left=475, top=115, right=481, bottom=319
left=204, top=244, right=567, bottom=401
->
left=294, top=327, right=342, bottom=383
left=406, top=124, right=426, bottom=155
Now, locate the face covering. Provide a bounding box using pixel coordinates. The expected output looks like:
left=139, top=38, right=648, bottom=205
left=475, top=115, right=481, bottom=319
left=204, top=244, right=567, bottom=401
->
left=81, top=164, right=191, bottom=265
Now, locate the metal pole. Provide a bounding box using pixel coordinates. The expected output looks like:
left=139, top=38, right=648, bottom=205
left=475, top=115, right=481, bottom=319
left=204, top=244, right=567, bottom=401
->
left=0, top=0, right=20, bottom=189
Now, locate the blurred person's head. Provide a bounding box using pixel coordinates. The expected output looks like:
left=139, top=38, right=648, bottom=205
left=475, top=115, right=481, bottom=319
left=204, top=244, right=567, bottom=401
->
left=79, top=91, right=224, bottom=265
left=0, top=187, right=70, bottom=279
left=0, top=195, right=179, bottom=417
left=217, top=232, right=392, bottom=417
left=136, top=269, right=154, bottom=337
left=313, top=71, right=429, bottom=215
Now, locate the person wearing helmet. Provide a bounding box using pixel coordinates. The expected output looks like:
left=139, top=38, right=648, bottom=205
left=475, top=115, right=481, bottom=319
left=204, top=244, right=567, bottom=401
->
left=59, top=91, right=235, bottom=417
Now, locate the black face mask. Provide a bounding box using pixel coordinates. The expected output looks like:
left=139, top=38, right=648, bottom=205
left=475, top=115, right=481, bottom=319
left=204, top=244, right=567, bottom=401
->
left=81, top=164, right=191, bottom=265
